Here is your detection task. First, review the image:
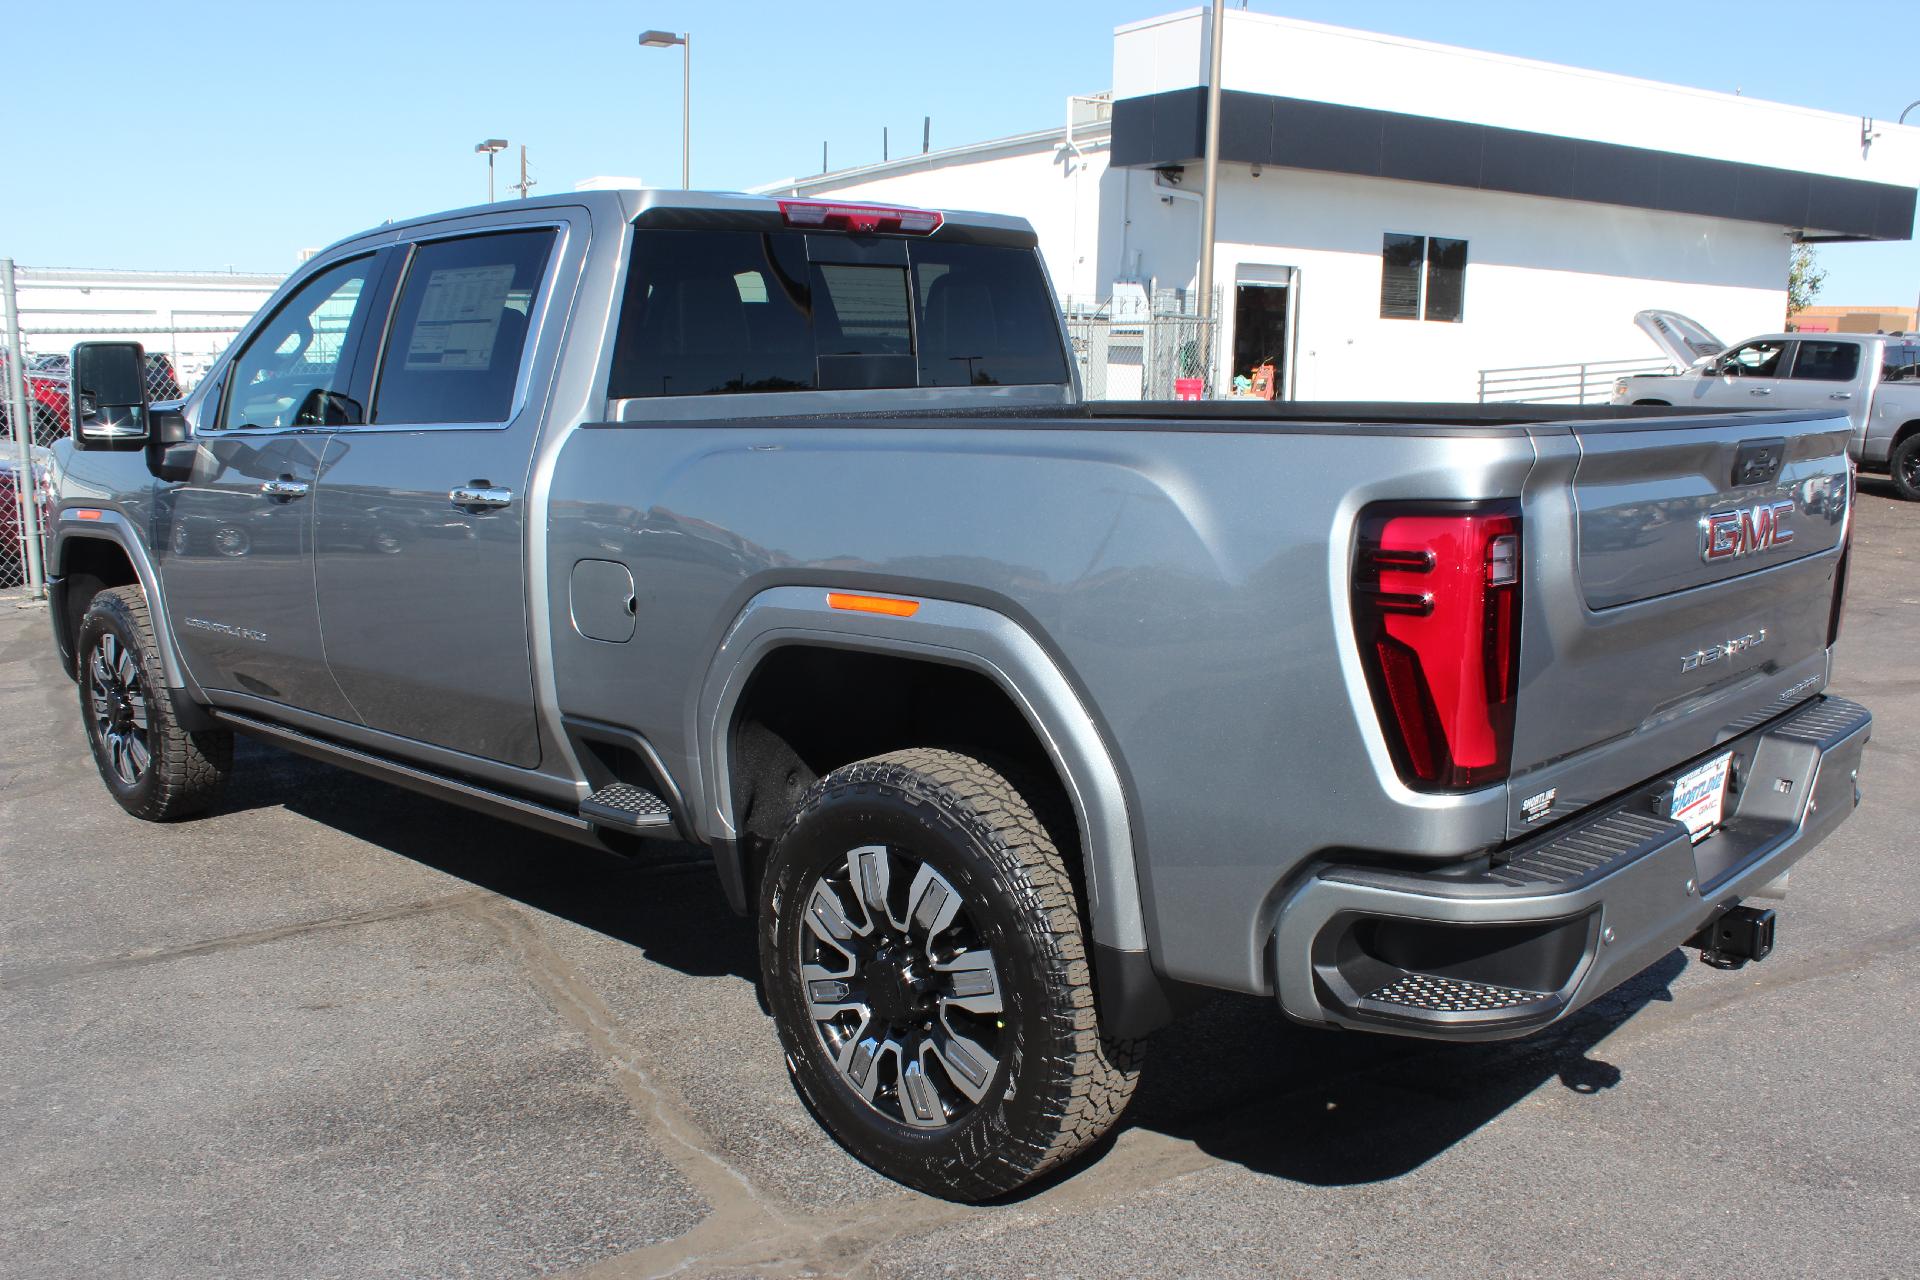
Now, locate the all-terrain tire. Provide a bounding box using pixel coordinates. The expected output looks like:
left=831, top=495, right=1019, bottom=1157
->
left=760, top=748, right=1140, bottom=1201
left=1890, top=433, right=1920, bottom=502
left=75, top=584, right=232, bottom=820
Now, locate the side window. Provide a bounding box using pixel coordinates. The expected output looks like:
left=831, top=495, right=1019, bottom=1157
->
left=219, top=256, right=374, bottom=429
left=1788, top=340, right=1861, bottom=382
left=371, top=229, right=556, bottom=425
left=1719, top=339, right=1787, bottom=378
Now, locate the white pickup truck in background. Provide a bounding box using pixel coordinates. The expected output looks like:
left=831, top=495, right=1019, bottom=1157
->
left=1614, top=310, right=1920, bottom=500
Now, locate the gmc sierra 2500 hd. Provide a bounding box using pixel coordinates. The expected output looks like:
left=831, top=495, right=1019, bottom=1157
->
left=46, top=191, right=1870, bottom=1201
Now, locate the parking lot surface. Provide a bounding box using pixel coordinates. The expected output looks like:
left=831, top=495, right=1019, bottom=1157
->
left=2, top=482, right=1916, bottom=1279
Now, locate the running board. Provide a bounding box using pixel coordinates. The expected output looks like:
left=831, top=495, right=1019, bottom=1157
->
left=209, top=710, right=602, bottom=848
left=578, top=783, right=676, bottom=834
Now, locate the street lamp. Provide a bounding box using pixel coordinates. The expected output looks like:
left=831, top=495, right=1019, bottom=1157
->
left=639, top=29, right=691, bottom=189
left=474, top=138, right=508, bottom=202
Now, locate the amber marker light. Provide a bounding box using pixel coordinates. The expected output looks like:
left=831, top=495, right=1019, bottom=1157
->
left=74, top=509, right=102, bottom=521
left=827, top=592, right=921, bottom=618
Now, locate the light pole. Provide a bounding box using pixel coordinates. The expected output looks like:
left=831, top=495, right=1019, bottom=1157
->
left=475, top=138, right=508, bottom=202
left=639, top=29, right=691, bottom=189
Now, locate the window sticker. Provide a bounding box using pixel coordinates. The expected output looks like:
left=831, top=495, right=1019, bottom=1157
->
left=405, top=263, right=517, bottom=371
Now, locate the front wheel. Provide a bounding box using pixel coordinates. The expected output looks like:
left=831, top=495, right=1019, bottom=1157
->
left=76, top=585, right=232, bottom=820
left=1890, top=433, right=1920, bottom=502
left=760, top=748, right=1139, bottom=1201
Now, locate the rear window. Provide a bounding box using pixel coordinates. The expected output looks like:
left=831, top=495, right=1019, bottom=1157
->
left=609, top=228, right=1068, bottom=398
left=1882, top=343, right=1920, bottom=382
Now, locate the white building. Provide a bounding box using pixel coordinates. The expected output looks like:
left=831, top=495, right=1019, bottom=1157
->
left=12, top=267, right=284, bottom=388
left=757, top=8, right=1920, bottom=401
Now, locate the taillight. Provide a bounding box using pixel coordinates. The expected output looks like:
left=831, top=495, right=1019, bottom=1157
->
left=1352, top=502, right=1522, bottom=791
left=778, top=199, right=943, bottom=235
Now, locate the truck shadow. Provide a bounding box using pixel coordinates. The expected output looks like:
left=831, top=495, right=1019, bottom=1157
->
left=234, top=736, right=1690, bottom=1191
left=1110, top=953, right=1683, bottom=1187
left=227, top=737, right=762, bottom=984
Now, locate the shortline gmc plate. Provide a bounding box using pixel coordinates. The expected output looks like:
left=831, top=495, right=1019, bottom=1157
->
left=1671, top=751, right=1733, bottom=842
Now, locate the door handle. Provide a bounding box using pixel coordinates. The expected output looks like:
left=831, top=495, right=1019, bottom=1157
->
left=1829, top=392, right=1853, bottom=400
left=449, top=484, right=513, bottom=510
left=260, top=477, right=310, bottom=499
left=1749, top=388, right=1772, bottom=396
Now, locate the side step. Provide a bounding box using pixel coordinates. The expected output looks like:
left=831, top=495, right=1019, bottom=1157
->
left=579, top=783, right=676, bottom=834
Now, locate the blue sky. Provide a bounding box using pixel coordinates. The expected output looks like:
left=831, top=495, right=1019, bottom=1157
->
left=11, top=1, right=1920, bottom=303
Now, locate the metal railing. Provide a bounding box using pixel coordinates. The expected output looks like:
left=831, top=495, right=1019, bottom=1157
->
left=1477, top=357, right=1674, bottom=405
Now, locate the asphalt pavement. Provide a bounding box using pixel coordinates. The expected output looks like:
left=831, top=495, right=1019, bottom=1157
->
left=1, top=480, right=1915, bottom=1279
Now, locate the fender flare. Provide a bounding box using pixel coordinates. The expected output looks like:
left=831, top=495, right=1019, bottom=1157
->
left=694, top=586, right=1149, bottom=955
left=49, top=510, right=193, bottom=692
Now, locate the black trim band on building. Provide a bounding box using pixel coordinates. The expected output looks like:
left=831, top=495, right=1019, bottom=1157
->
left=1112, top=87, right=1915, bottom=242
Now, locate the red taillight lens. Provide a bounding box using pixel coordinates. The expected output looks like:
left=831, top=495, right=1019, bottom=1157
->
left=778, top=199, right=943, bottom=235
left=1353, top=503, right=1522, bottom=791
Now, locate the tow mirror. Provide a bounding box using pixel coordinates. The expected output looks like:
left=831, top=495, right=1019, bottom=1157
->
left=71, top=341, right=150, bottom=447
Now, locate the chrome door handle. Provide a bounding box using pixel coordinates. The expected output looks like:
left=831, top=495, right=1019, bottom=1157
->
left=1830, top=392, right=1853, bottom=400
left=1749, top=388, right=1772, bottom=396
left=260, top=478, right=310, bottom=499
left=449, top=484, right=513, bottom=509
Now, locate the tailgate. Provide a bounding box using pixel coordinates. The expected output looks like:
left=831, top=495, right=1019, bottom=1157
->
left=1505, top=411, right=1850, bottom=835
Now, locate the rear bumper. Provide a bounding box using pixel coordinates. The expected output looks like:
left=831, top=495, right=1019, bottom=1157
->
left=1273, top=695, right=1872, bottom=1040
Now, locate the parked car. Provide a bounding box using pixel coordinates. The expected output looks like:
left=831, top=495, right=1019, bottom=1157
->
left=1614, top=310, right=1920, bottom=499
left=43, top=191, right=1871, bottom=1201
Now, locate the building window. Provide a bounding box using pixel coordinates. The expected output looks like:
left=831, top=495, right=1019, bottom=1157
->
left=1380, top=233, right=1468, bottom=322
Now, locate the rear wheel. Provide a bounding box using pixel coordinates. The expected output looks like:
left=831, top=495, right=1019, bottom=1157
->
left=76, top=585, right=232, bottom=820
left=1890, top=433, right=1920, bottom=502
left=760, top=748, right=1139, bottom=1201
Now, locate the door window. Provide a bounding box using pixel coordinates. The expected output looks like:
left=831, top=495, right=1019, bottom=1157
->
left=370, top=229, right=557, bottom=424
left=1717, top=339, right=1787, bottom=378
left=1787, top=341, right=1860, bottom=382
left=219, top=256, right=375, bottom=429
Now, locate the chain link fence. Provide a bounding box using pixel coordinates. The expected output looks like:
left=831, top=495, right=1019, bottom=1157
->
left=1065, top=289, right=1220, bottom=402
left=3, top=260, right=258, bottom=595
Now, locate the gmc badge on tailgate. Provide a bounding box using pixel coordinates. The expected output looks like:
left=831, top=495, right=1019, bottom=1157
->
left=1700, top=500, right=1794, bottom=562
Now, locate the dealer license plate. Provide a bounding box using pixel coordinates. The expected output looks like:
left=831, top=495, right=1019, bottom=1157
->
left=1670, top=752, right=1733, bottom=843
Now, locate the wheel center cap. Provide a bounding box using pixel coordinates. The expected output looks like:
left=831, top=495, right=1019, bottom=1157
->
left=866, top=943, right=932, bottom=1022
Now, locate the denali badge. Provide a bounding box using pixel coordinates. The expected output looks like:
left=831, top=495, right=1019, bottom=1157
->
left=185, top=617, right=268, bottom=643
left=1700, top=500, right=1794, bottom=562
left=1681, top=628, right=1767, bottom=673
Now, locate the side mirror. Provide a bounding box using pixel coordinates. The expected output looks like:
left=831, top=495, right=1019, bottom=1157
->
left=71, top=341, right=150, bottom=447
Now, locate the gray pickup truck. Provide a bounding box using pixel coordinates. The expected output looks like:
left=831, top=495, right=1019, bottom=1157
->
left=45, top=190, right=1871, bottom=1201
left=1614, top=309, right=1920, bottom=500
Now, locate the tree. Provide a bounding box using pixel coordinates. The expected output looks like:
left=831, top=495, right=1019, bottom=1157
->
left=1787, top=243, right=1826, bottom=316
